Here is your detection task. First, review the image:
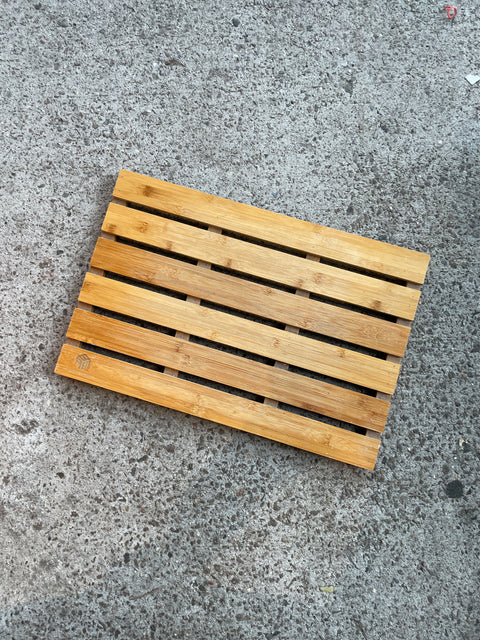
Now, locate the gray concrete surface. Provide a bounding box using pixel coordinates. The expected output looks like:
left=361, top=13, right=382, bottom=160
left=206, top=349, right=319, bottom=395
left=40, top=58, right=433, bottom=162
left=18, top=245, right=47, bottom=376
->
left=1, top=1, right=479, bottom=638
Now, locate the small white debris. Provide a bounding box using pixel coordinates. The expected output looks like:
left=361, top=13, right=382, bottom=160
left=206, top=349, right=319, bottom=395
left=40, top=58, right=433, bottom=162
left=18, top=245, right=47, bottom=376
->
left=465, top=74, right=480, bottom=86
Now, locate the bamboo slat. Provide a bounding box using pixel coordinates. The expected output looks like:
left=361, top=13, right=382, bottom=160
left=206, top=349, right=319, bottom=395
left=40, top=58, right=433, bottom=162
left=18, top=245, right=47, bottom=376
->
left=114, top=169, right=430, bottom=284
left=56, top=344, right=380, bottom=470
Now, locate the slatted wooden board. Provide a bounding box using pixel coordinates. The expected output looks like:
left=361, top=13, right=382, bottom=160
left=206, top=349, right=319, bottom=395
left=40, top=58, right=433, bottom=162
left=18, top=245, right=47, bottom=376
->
left=55, top=169, right=429, bottom=469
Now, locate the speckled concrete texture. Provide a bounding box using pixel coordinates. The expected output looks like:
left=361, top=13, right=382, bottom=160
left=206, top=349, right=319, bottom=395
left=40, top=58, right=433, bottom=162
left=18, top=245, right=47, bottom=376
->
left=1, top=1, right=479, bottom=638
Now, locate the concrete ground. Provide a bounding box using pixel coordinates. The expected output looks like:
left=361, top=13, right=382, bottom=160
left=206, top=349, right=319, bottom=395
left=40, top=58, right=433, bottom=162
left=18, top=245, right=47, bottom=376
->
left=1, top=1, right=479, bottom=638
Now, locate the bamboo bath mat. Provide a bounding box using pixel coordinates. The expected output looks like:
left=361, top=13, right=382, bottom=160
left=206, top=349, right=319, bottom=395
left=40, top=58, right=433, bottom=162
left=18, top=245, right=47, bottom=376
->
left=55, top=170, right=429, bottom=469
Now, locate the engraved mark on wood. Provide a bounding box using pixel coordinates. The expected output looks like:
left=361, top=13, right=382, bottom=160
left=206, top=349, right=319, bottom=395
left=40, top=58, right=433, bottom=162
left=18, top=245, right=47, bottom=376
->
left=74, top=353, right=91, bottom=371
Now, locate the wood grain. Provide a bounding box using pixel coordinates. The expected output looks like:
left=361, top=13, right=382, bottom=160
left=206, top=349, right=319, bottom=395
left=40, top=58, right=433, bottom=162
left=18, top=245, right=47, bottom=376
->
left=91, top=237, right=410, bottom=356
left=102, top=203, right=421, bottom=320
left=113, top=169, right=430, bottom=284
left=79, top=272, right=401, bottom=394
left=55, top=344, right=380, bottom=469
left=67, top=308, right=390, bottom=431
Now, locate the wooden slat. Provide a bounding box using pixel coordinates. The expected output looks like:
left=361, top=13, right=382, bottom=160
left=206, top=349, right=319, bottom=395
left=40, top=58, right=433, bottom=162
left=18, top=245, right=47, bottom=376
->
left=79, top=272, right=400, bottom=394
left=55, top=344, right=380, bottom=469
left=91, top=238, right=410, bottom=356
left=67, top=309, right=390, bottom=431
left=113, top=169, right=430, bottom=284
left=102, top=203, right=421, bottom=320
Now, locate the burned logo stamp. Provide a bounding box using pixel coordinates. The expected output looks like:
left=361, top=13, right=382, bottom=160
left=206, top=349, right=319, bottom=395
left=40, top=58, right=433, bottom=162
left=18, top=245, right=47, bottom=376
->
left=74, top=353, right=91, bottom=371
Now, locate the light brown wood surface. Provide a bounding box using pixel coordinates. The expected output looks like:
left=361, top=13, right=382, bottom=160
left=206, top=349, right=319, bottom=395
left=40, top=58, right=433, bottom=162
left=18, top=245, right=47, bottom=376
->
left=113, top=169, right=430, bottom=284
left=55, top=344, right=380, bottom=470
left=67, top=308, right=390, bottom=431
left=55, top=170, right=430, bottom=469
left=91, top=237, right=410, bottom=356
left=102, top=203, right=421, bottom=320
left=79, top=272, right=401, bottom=394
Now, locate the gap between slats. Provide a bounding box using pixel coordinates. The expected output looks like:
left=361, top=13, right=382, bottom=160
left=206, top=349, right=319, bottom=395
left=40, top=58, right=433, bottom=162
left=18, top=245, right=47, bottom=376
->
left=101, top=203, right=421, bottom=320
left=78, top=273, right=401, bottom=394
left=90, top=237, right=411, bottom=357
left=113, top=169, right=430, bottom=284
left=56, top=344, right=380, bottom=469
